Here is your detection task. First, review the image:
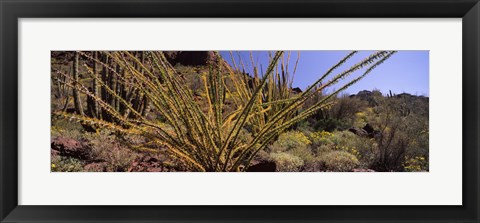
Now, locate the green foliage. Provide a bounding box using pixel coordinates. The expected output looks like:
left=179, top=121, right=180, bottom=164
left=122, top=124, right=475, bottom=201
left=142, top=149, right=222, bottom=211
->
left=304, top=91, right=367, bottom=132
left=269, top=152, right=304, bottom=172
left=319, top=151, right=359, bottom=172
left=51, top=118, right=84, bottom=140
left=84, top=130, right=138, bottom=172
left=51, top=156, right=84, bottom=172
left=361, top=95, right=428, bottom=171
left=270, top=131, right=311, bottom=152
left=403, top=156, right=428, bottom=172
left=329, top=131, right=375, bottom=166
left=289, top=146, right=315, bottom=165
left=309, top=131, right=334, bottom=147
left=313, top=118, right=350, bottom=132
left=268, top=131, right=316, bottom=169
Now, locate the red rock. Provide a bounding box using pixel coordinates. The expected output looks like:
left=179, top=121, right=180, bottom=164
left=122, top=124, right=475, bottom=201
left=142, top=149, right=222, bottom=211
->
left=51, top=137, right=91, bottom=160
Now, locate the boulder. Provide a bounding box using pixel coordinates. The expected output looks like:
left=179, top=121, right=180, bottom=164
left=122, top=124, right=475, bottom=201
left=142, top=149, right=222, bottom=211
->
left=164, top=51, right=216, bottom=66
left=246, top=160, right=277, bottom=172
left=350, top=123, right=380, bottom=138
left=362, top=123, right=375, bottom=134
left=348, top=127, right=368, bottom=137
left=291, top=87, right=303, bottom=94
left=395, top=93, right=413, bottom=98
left=363, top=123, right=381, bottom=138
left=51, top=137, right=92, bottom=160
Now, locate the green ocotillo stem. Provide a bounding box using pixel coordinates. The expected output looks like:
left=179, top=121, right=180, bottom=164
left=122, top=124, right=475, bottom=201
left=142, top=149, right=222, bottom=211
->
left=109, top=62, right=117, bottom=109
left=72, top=51, right=84, bottom=116
left=101, top=53, right=109, bottom=120
left=140, top=51, right=149, bottom=116
left=92, top=51, right=99, bottom=118
left=114, top=63, right=121, bottom=112
left=119, top=65, right=128, bottom=115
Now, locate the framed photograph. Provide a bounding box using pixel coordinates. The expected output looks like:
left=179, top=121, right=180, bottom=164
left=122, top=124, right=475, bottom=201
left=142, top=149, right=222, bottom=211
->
left=1, top=0, right=479, bottom=222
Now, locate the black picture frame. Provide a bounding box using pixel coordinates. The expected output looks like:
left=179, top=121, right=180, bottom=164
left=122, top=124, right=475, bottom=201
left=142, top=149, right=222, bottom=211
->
left=1, top=0, right=479, bottom=222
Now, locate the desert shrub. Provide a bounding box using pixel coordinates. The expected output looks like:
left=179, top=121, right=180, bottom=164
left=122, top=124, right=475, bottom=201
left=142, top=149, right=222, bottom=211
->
left=403, top=156, right=428, bottom=172
left=402, top=117, right=429, bottom=162
left=331, top=96, right=366, bottom=122
left=305, top=95, right=367, bottom=132
left=51, top=156, right=84, bottom=172
left=269, top=152, right=304, bottom=172
left=85, top=130, right=138, bottom=172
left=353, top=107, right=376, bottom=127
left=294, top=120, right=315, bottom=133
left=319, top=151, right=359, bottom=172
left=309, top=131, right=334, bottom=147
left=51, top=119, right=84, bottom=140
left=370, top=128, right=407, bottom=172
left=313, top=144, right=332, bottom=155
left=330, top=131, right=359, bottom=147
left=314, top=118, right=349, bottom=132
left=270, top=131, right=311, bottom=153
left=290, top=146, right=315, bottom=165
left=329, top=131, right=376, bottom=167
left=308, top=131, right=336, bottom=157
left=268, top=131, right=315, bottom=169
left=308, top=130, right=376, bottom=169
left=355, top=94, right=429, bottom=172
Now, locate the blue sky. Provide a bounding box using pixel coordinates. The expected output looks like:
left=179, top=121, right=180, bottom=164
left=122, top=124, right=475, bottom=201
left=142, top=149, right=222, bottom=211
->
left=218, top=51, right=429, bottom=96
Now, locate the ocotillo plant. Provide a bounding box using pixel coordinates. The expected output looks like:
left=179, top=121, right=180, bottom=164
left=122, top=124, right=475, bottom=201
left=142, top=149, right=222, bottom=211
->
left=224, top=51, right=300, bottom=135
left=87, top=51, right=100, bottom=118
left=54, top=50, right=396, bottom=171
left=51, top=57, right=71, bottom=112
left=72, top=51, right=84, bottom=116
left=63, top=51, right=150, bottom=125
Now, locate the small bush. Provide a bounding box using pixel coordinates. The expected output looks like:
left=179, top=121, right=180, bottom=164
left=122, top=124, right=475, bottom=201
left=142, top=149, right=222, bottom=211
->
left=51, top=156, right=84, bottom=172
left=309, top=131, right=334, bottom=144
left=403, top=156, right=428, bottom=172
left=314, top=118, right=349, bottom=132
left=289, top=146, right=315, bottom=164
left=51, top=119, right=84, bottom=140
left=319, top=151, right=359, bottom=172
left=270, top=131, right=311, bottom=153
left=85, top=130, right=138, bottom=172
left=330, top=131, right=375, bottom=167
left=313, top=144, right=332, bottom=155
left=269, top=152, right=304, bottom=172
left=309, top=131, right=335, bottom=152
